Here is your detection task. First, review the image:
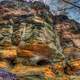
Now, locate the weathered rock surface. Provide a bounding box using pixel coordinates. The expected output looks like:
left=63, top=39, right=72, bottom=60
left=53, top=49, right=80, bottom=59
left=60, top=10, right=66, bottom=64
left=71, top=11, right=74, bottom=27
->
left=0, top=0, right=80, bottom=80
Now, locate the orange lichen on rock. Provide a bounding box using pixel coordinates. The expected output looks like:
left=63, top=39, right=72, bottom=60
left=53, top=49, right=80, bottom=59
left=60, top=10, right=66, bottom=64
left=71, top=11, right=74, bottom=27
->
left=70, top=60, right=80, bottom=70
left=44, top=69, right=55, bottom=78
left=54, top=62, right=64, bottom=72
left=0, top=61, right=10, bottom=69
left=11, top=64, right=54, bottom=76
left=43, top=66, right=56, bottom=79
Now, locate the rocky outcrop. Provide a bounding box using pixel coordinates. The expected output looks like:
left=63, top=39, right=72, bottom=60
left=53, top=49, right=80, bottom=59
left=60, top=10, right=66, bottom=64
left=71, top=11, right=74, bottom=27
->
left=0, top=0, right=80, bottom=79
left=54, top=15, right=80, bottom=75
left=0, top=0, right=63, bottom=79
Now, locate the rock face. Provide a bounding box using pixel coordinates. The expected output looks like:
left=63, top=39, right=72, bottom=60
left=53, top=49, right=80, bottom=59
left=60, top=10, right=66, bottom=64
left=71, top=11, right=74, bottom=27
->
left=0, top=0, right=64, bottom=63
left=54, top=15, right=80, bottom=75
left=0, top=0, right=80, bottom=79
left=54, top=15, right=80, bottom=47
left=0, top=0, right=63, bottom=79
left=54, top=15, right=80, bottom=51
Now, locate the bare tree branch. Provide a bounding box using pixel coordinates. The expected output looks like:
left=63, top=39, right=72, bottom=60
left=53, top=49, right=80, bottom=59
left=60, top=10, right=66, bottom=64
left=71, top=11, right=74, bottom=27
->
left=62, top=0, right=80, bottom=9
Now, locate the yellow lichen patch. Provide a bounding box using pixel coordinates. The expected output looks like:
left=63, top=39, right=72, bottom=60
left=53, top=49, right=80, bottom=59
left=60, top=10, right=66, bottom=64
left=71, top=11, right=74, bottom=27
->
left=0, top=48, right=17, bottom=58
